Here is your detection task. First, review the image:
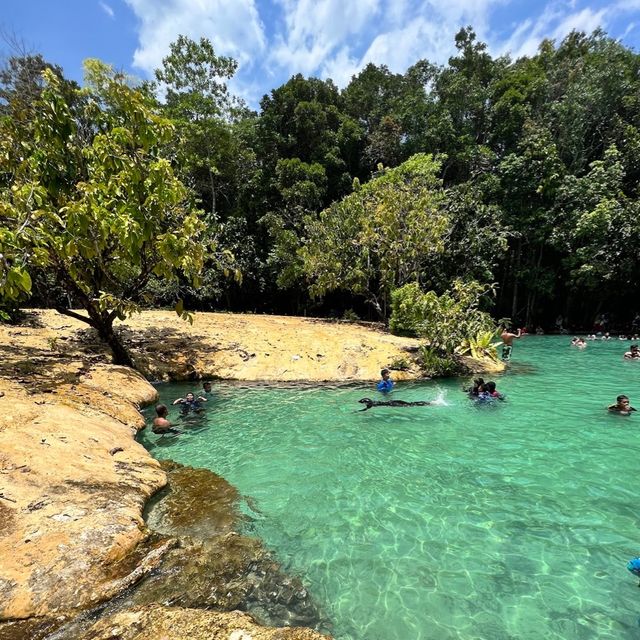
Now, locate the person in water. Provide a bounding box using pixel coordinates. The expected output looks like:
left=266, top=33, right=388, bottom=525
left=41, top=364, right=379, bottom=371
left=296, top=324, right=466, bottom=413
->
left=377, top=368, right=394, bottom=393
left=152, top=404, right=180, bottom=435
left=465, top=378, right=485, bottom=397
left=500, top=326, right=521, bottom=361
left=627, top=557, right=640, bottom=586
left=202, top=381, right=214, bottom=395
left=485, top=381, right=505, bottom=400
left=608, top=395, right=636, bottom=415
left=624, top=344, right=640, bottom=359
left=359, top=398, right=431, bottom=411
left=173, top=392, right=207, bottom=411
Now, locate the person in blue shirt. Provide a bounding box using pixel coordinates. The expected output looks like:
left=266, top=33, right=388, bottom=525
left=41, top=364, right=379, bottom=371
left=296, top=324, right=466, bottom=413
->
left=377, top=368, right=394, bottom=393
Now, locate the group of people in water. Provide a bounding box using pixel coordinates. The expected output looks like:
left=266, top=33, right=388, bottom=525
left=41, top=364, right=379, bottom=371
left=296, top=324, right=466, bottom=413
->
left=152, top=323, right=640, bottom=433
left=571, top=334, right=640, bottom=349
left=152, top=381, right=214, bottom=435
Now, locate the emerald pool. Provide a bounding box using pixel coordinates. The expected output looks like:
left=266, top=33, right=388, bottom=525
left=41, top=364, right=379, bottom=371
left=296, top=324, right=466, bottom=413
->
left=139, top=336, right=640, bottom=639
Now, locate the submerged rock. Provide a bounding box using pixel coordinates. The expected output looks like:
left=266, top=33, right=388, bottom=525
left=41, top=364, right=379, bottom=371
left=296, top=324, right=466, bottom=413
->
left=135, top=461, right=328, bottom=631
left=45, top=461, right=331, bottom=640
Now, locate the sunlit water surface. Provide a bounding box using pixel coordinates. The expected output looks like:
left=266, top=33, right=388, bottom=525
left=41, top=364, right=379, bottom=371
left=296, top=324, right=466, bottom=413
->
left=139, top=336, right=640, bottom=639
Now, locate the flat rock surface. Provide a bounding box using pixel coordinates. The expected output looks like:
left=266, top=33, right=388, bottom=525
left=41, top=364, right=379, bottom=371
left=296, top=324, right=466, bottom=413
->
left=78, top=604, right=330, bottom=640
left=14, top=309, right=427, bottom=381
left=0, top=363, right=165, bottom=622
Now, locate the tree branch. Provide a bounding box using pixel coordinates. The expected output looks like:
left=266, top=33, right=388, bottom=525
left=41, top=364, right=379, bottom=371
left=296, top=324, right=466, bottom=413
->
left=55, top=307, right=95, bottom=327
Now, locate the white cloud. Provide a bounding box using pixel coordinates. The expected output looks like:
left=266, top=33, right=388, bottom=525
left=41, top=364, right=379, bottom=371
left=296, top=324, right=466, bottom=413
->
left=270, top=0, right=382, bottom=75
left=99, top=1, right=115, bottom=19
left=122, top=0, right=637, bottom=107
left=124, top=0, right=266, bottom=76
left=494, top=3, right=609, bottom=61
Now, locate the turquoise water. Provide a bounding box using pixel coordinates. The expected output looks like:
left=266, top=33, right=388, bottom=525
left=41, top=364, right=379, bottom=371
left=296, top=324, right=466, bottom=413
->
left=139, top=336, right=640, bottom=639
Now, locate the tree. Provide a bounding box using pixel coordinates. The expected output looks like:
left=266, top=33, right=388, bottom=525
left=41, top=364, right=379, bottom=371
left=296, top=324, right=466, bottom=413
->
left=0, top=60, right=214, bottom=366
left=301, top=154, right=448, bottom=319
left=154, top=35, right=241, bottom=218
left=553, top=146, right=640, bottom=297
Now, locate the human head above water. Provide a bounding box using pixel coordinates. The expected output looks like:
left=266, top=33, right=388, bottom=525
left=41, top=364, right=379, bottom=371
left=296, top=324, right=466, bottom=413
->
left=203, top=381, right=212, bottom=392
left=380, top=368, right=390, bottom=380
left=617, top=394, right=630, bottom=404
left=186, top=392, right=195, bottom=401
left=155, top=404, right=168, bottom=417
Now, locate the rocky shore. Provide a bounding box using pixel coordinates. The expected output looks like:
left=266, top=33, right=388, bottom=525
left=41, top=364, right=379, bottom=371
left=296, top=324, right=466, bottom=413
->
left=0, top=309, right=502, bottom=639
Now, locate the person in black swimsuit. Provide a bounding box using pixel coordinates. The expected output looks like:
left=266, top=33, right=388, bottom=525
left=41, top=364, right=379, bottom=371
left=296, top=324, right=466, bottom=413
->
left=358, top=397, right=432, bottom=411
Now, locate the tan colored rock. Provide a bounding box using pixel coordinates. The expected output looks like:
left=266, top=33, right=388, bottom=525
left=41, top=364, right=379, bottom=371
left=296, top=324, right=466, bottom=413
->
left=0, top=366, right=166, bottom=622
left=7, top=309, right=428, bottom=381
left=78, top=605, right=331, bottom=640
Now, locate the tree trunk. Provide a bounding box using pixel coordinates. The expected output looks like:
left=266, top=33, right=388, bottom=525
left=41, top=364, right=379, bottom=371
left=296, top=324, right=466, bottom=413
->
left=56, top=306, right=135, bottom=368
left=511, top=239, right=522, bottom=322
left=95, top=320, right=135, bottom=368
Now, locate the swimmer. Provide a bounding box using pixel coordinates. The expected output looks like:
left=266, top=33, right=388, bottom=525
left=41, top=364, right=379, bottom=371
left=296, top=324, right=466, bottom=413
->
left=152, top=404, right=181, bottom=435
left=624, top=345, right=640, bottom=360
left=627, top=557, right=640, bottom=586
left=576, top=338, right=587, bottom=349
left=571, top=336, right=579, bottom=345
left=464, top=378, right=484, bottom=397
left=173, top=392, right=207, bottom=411
left=377, top=368, right=394, bottom=393
left=608, top=395, right=636, bottom=416
left=485, top=381, right=505, bottom=400
left=358, top=398, right=432, bottom=411
left=201, top=381, right=216, bottom=396
left=500, top=326, right=521, bottom=361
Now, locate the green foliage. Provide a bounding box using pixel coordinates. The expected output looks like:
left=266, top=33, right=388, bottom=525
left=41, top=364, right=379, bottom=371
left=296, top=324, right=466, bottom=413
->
left=0, top=59, right=218, bottom=365
left=457, top=330, right=502, bottom=363
left=418, top=346, right=461, bottom=376
left=302, top=154, right=448, bottom=318
left=342, top=309, right=360, bottom=322
left=388, top=356, right=411, bottom=371
left=4, top=25, right=640, bottom=330
left=389, top=280, right=498, bottom=356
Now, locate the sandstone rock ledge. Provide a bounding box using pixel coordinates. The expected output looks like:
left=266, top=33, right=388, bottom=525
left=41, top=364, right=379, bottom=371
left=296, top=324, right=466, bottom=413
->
left=0, top=364, right=166, bottom=636
left=78, top=605, right=327, bottom=640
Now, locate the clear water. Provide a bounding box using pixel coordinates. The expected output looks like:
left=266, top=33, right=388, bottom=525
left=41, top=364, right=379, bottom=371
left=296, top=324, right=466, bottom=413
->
left=139, top=336, right=640, bottom=639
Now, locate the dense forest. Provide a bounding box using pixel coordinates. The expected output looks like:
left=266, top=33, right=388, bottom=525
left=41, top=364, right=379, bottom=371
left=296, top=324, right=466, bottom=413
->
left=2, top=27, right=640, bottom=339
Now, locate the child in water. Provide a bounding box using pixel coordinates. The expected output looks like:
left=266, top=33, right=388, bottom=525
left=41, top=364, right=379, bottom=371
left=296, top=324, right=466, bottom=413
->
left=377, top=368, right=394, bottom=393
left=485, top=381, right=505, bottom=400
left=465, top=378, right=485, bottom=397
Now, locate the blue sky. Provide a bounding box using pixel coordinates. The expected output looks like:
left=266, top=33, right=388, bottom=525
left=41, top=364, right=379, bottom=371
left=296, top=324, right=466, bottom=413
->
left=2, top=0, right=639, bottom=107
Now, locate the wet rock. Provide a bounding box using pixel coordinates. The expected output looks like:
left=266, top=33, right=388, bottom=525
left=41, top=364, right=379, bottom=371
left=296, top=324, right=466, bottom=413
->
left=144, top=460, right=243, bottom=538
left=76, top=604, right=330, bottom=640
left=137, top=462, right=328, bottom=631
